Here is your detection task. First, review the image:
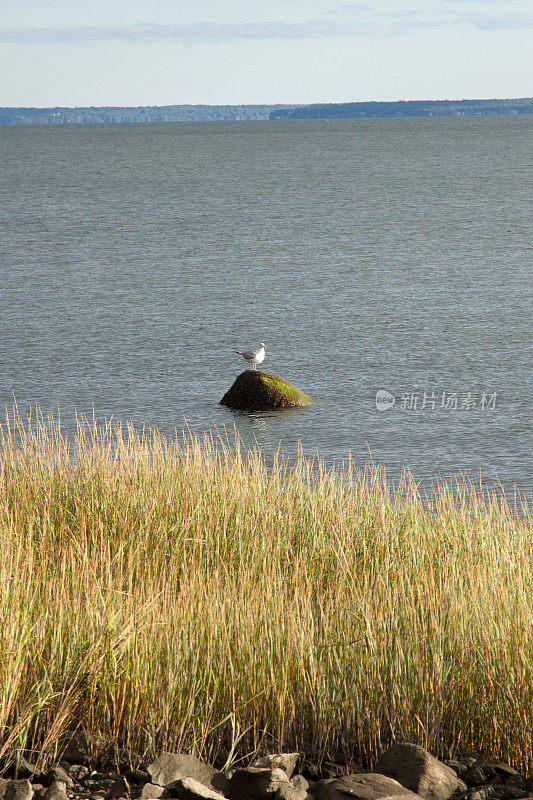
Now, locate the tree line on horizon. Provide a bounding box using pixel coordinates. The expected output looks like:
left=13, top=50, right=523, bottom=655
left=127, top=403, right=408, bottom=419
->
left=0, top=104, right=289, bottom=125
left=0, top=98, right=531, bottom=125
left=270, top=97, right=533, bottom=120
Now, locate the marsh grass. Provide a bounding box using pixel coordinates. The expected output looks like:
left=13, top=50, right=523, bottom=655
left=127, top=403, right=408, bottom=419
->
left=0, top=409, right=531, bottom=772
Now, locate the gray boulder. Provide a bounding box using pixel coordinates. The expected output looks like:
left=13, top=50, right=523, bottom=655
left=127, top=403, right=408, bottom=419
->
left=147, top=755, right=216, bottom=791
left=505, top=787, right=527, bottom=800
left=66, top=766, right=90, bottom=782
left=467, top=787, right=495, bottom=800
left=375, top=745, right=464, bottom=800
left=140, top=785, right=170, bottom=799
left=84, top=779, right=118, bottom=794
left=292, top=778, right=311, bottom=794
left=462, top=767, right=487, bottom=787
left=44, top=770, right=73, bottom=789
left=252, top=756, right=300, bottom=780
left=171, top=777, right=225, bottom=800
left=226, top=767, right=292, bottom=800
left=312, top=773, right=423, bottom=800
left=41, top=781, right=69, bottom=800
left=1, top=780, right=11, bottom=800
left=275, top=784, right=312, bottom=800
left=4, top=781, right=34, bottom=800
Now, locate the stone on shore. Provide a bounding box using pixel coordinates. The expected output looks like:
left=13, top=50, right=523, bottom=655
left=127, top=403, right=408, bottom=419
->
left=219, top=371, right=312, bottom=411
left=41, top=781, right=69, bottom=800
left=0, top=747, right=529, bottom=800
left=146, top=754, right=219, bottom=792
left=311, top=773, right=423, bottom=800
left=4, top=781, right=34, bottom=800
left=44, top=770, right=72, bottom=790
left=170, top=777, right=226, bottom=800
left=225, top=767, right=292, bottom=799
left=292, top=776, right=311, bottom=793
left=64, top=766, right=89, bottom=783
left=251, top=755, right=300, bottom=779
left=276, top=785, right=312, bottom=800
left=375, top=745, right=464, bottom=800
left=140, top=784, right=169, bottom=799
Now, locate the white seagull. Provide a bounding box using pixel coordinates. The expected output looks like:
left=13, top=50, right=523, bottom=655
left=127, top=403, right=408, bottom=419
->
left=233, top=343, right=266, bottom=370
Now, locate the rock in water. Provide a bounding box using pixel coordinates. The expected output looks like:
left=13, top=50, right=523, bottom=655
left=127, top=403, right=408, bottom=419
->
left=220, top=370, right=312, bottom=411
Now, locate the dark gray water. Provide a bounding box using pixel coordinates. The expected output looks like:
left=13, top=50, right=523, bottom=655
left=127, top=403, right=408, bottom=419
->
left=1, top=117, right=532, bottom=496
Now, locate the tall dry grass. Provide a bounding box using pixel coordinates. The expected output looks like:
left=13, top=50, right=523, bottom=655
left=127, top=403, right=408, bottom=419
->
left=0, top=410, right=531, bottom=772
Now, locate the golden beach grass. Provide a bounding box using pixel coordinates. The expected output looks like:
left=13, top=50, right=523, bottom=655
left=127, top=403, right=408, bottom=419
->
left=0, top=410, right=531, bottom=771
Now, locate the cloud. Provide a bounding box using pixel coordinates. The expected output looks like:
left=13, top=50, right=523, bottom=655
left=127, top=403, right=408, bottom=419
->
left=324, top=3, right=373, bottom=14
left=439, top=0, right=510, bottom=3
left=462, top=11, right=533, bottom=27
left=0, top=20, right=410, bottom=44
left=0, top=11, right=531, bottom=45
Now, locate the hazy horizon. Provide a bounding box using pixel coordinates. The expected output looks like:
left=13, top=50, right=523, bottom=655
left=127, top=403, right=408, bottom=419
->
left=2, top=94, right=533, bottom=110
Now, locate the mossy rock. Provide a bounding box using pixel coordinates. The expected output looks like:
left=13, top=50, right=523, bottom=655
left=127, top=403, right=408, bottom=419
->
left=220, top=370, right=312, bottom=411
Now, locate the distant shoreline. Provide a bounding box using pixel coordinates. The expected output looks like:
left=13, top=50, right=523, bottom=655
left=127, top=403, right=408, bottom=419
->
left=1, top=97, right=532, bottom=124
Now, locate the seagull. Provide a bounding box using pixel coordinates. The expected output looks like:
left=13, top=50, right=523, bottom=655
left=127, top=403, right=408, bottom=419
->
left=233, top=343, right=266, bottom=370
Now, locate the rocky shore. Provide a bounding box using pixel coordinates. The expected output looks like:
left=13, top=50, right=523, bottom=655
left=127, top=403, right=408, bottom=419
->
left=1, top=743, right=531, bottom=800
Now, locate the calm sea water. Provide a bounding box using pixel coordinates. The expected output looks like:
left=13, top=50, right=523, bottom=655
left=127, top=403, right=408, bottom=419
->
left=1, top=117, right=531, bottom=497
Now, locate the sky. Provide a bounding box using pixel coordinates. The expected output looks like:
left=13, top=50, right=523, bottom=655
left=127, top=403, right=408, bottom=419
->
left=0, top=0, right=531, bottom=107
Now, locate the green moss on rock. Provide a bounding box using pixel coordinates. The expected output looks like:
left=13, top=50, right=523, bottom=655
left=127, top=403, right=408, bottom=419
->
left=220, top=370, right=312, bottom=411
